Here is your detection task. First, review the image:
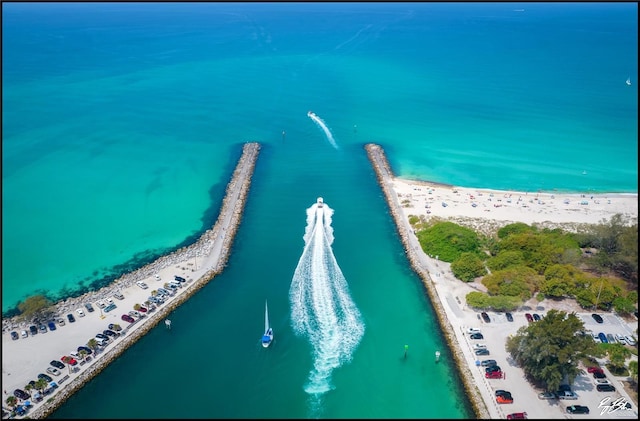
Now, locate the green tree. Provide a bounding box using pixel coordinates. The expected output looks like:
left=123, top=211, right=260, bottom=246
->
left=35, top=378, right=48, bottom=393
left=87, top=338, right=99, bottom=353
left=451, top=252, right=486, bottom=281
left=465, top=291, right=491, bottom=309
left=506, top=310, right=599, bottom=392
left=78, top=349, right=88, bottom=361
left=24, top=383, right=34, bottom=398
left=134, top=303, right=142, bottom=311
left=486, top=250, right=525, bottom=271
left=417, top=221, right=480, bottom=262
left=629, top=360, right=638, bottom=386
left=5, top=395, right=18, bottom=408
left=606, top=343, right=632, bottom=374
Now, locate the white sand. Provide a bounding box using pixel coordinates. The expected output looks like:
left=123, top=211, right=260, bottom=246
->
left=392, top=177, right=638, bottom=233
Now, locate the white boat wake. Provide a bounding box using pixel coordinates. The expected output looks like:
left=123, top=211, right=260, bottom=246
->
left=307, top=111, right=339, bottom=149
left=289, top=197, right=364, bottom=398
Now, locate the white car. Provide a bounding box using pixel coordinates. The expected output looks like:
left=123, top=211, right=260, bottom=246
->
left=56, top=318, right=66, bottom=326
left=624, top=336, right=637, bottom=346
left=473, top=343, right=487, bottom=349
left=615, top=333, right=625, bottom=343
left=46, top=367, right=61, bottom=376
left=96, top=301, right=106, bottom=309
left=20, top=330, right=28, bottom=338
left=136, top=281, right=148, bottom=289
left=76, top=308, right=85, bottom=317
left=595, top=379, right=611, bottom=385
left=467, top=328, right=481, bottom=334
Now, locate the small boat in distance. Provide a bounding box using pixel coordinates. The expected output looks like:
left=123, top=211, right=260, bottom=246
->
left=626, top=77, right=632, bottom=86
left=261, top=300, right=273, bottom=348
left=317, top=197, right=323, bottom=208
left=307, top=110, right=316, bottom=117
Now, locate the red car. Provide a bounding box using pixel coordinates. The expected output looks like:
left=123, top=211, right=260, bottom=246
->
left=497, top=395, right=514, bottom=404
left=507, top=412, right=527, bottom=420
left=525, top=313, right=533, bottom=323
left=121, top=314, right=135, bottom=323
left=587, top=366, right=603, bottom=374
left=61, top=356, right=77, bottom=366
left=486, top=370, right=503, bottom=379
left=137, top=306, right=148, bottom=313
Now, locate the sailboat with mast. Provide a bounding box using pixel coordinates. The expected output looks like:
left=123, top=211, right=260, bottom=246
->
left=261, top=300, right=273, bottom=348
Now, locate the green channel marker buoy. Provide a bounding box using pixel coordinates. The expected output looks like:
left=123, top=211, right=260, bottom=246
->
left=404, top=344, right=409, bottom=359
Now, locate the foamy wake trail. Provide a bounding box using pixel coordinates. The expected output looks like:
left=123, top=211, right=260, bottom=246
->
left=290, top=200, right=364, bottom=398
left=307, top=111, right=339, bottom=149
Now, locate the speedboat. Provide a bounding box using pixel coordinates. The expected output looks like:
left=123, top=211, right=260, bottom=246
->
left=307, top=110, right=315, bottom=117
left=317, top=197, right=323, bottom=207
left=261, top=300, right=273, bottom=348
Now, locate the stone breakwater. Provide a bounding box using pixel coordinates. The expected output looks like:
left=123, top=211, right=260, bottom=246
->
left=27, top=142, right=260, bottom=419
left=364, top=143, right=488, bottom=419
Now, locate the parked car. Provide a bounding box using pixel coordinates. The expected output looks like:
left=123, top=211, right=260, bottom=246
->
left=598, top=332, right=608, bottom=344
left=596, top=384, right=616, bottom=392
left=587, top=366, right=603, bottom=374
left=10, top=331, right=19, bottom=340
left=506, top=412, right=527, bottom=420
left=505, top=312, right=514, bottom=322
left=497, top=394, right=514, bottom=404
left=20, top=330, right=28, bottom=338
left=481, top=312, right=491, bottom=323
left=136, top=281, right=148, bottom=289
left=532, top=313, right=541, bottom=321
left=121, top=314, right=135, bottom=323
left=174, top=275, right=186, bottom=282
left=557, top=390, right=578, bottom=400
left=37, top=373, right=53, bottom=382
left=85, top=303, right=95, bottom=312
left=47, top=321, right=57, bottom=331
left=67, top=313, right=76, bottom=323
left=473, top=343, right=487, bottom=350
left=137, top=306, right=148, bottom=313
left=486, top=365, right=502, bottom=373
left=96, top=301, right=106, bottom=309
left=466, top=327, right=481, bottom=334
left=595, top=379, right=611, bottom=385
left=525, top=313, right=533, bottom=323
left=566, top=405, right=590, bottom=414
left=591, top=313, right=604, bottom=324
left=470, top=333, right=484, bottom=340
left=475, top=349, right=490, bottom=356
left=13, top=389, right=29, bottom=400
left=104, top=303, right=117, bottom=313
left=538, top=392, right=557, bottom=400
left=128, top=310, right=141, bottom=318
left=29, top=325, right=38, bottom=335
left=114, top=291, right=125, bottom=300
left=480, top=359, right=497, bottom=367
left=50, top=360, right=65, bottom=369
left=593, top=371, right=607, bottom=379
left=61, top=356, right=77, bottom=366
left=76, top=308, right=85, bottom=317
left=108, top=323, right=122, bottom=332
left=46, top=367, right=61, bottom=376
left=39, top=324, right=47, bottom=333
left=485, top=370, right=502, bottom=379
left=624, top=335, right=637, bottom=346
left=95, top=333, right=109, bottom=341
left=56, top=317, right=66, bottom=326
left=615, top=333, right=626, bottom=343
left=103, top=329, right=117, bottom=337
left=606, top=333, right=616, bottom=343
left=78, top=345, right=93, bottom=355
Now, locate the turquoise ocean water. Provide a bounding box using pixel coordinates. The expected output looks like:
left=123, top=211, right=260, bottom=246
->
left=2, top=2, right=637, bottom=418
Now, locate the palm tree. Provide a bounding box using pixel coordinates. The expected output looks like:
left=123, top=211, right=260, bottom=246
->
left=61, top=356, right=73, bottom=374
left=112, top=323, right=122, bottom=332
left=133, top=303, right=142, bottom=311
left=78, top=349, right=88, bottom=362
left=151, top=289, right=158, bottom=297
left=24, top=383, right=33, bottom=399
left=87, top=338, right=99, bottom=354
left=5, top=395, right=18, bottom=408
left=35, top=378, right=48, bottom=394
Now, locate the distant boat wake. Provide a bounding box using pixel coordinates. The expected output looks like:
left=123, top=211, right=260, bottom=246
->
left=307, top=111, right=339, bottom=149
left=289, top=198, right=364, bottom=399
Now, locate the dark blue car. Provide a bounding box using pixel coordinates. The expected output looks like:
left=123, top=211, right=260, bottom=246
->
left=598, top=332, right=608, bottom=343
left=47, top=321, right=57, bottom=331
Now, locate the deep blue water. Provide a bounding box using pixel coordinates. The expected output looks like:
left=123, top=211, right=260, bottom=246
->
left=2, top=2, right=637, bottom=418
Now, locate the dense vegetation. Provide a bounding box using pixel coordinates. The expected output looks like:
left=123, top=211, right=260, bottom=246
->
left=506, top=310, right=602, bottom=391
left=410, top=214, right=638, bottom=313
